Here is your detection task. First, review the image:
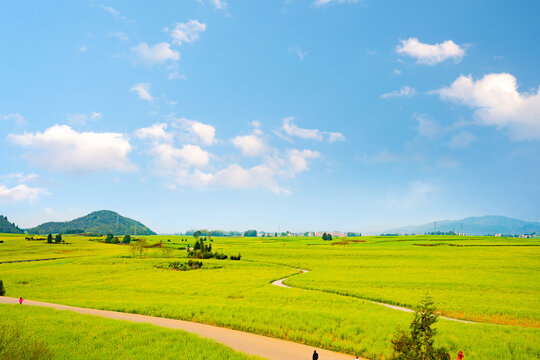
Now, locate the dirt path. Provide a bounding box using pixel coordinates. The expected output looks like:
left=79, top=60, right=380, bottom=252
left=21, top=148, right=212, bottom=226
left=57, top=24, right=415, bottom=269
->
left=0, top=297, right=362, bottom=360
left=271, top=269, right=477, bottom=325
left=0, top=257, right=61, bottom=264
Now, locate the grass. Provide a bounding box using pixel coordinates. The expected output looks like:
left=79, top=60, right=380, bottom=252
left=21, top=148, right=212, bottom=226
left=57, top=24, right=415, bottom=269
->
left=0, top=233, right=539, bottom=359
left=0, top=304, right=261, bottom=360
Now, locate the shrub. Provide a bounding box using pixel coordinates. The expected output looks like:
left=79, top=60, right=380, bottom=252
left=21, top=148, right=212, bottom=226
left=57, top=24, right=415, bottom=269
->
left=390, top=294, right=449, bottom=360
left=214, top=252, right=228, bottom=260
left=0, top=280, right=5, bottom=296
left=54, top=234, right=62, bottom=244
left=122, top=235, right=132, bottom=244
left=111, top=237, right=120, bottom=244
left=105, top=233, right=114, bottom=243
left=230, top=254, right=241, bottom=261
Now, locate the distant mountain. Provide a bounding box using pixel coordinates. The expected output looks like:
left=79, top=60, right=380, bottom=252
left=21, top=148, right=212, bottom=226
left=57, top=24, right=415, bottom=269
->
left=28, top=210, right=156, bottom=235
left=387, top=215, right=540, bottom=236
left=0, top=215, right=24, bottom=234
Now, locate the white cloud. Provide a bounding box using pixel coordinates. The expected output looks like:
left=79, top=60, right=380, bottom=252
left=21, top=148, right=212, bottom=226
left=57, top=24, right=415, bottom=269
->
left=232, top=134, right=267, bottom=157
left=381, top=86, right=416, bottom=99
left=99, top=4, right=121, bottom=18
left=135, top=123, right=173, bottom=143
left=178, top=118, right=215, bottom=145
left=282, top=117, right=323, bottom=141
left=66, top=112, right=102, bottom=125
left=287, top=149, right=321, bottom=172
left=168, top=20, right=207, bottom=45
left=328, top=132, right=346, bottom=143
left=413, top=113, right=441, bottom=138
left=396, top=38, right=465, bottom=65
left=130, top=83, right=153, bottom=102
left=0, top=184, right=48, bottom=204
left=435, top=73, right=540, bottom=140
left=212, top=0, right=227, bottom=9
left=289, top=46, right=306, bottom=60
left=151, top=143, right=210, bottom=170
left=314, top=0, right=360, bottom=6
left=1, top=173, right=39, bottom=183
left=448, top=130, right=476, bottom=149
left=131, top=42, right=179, bottom=66
left=1, top=113, right=26, bottom=126
left=9, top=125, right=135, bottom=172
left=78, top=45, right=88, bottom=52
left=281, top=117, right=345, bottom=143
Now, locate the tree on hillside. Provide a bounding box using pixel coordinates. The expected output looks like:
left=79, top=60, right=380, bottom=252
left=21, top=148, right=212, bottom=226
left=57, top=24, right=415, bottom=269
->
left=390, top=294, right=449, bottom=360
left=55, top=234, right=62, bottom=244
left=122, top=234, right=132, bottom=244
left=47, top=233, right=53, bottom=244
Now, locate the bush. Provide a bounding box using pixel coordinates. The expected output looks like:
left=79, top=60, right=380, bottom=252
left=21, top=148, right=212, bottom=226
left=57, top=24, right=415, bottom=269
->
left=105, top=233, right=114, bottom=243
left=122, top=235, right=131, bottom=244
left=390, top=294, right=449, bottom=360
left=0, top=280, right=5, bottom=296
left=111, top=237, right=120, bottom=244
left=230, top=254, right=241, bottom=261
left=54, top=234, right=62, bottom=244
left=214, top=252, right=228, bottom=260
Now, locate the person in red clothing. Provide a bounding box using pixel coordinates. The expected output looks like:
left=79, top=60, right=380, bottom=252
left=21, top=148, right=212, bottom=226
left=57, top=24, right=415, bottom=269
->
left=19, top=297, right=23, bottom=304
left=456, top=351, right=464, bottom=359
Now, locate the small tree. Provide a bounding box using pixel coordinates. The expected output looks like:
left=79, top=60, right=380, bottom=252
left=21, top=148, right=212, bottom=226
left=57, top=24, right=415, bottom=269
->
left=322, top=232, right=328, bottom=240
left=130, top=239, right=148, bottom=259
left=328, top=234, right=333, bottom=240
left=122, top=234, right=132, bottom=244
left=390, top=294, right=449, bottom=360
left=111, top=236, right=120, bottom=244
left=47, top=233, right=53, bottom=244
left=193, top=230, right=201, bottom=240
left=105, top=233, right=114, bottom=243
left=0, top=280, right=5, bottom=296
left=55, top=234, right=62, bottom=244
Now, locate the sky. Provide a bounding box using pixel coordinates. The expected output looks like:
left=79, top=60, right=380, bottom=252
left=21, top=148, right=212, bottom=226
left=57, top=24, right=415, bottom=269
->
left=1, top=0, right=539, bottom=234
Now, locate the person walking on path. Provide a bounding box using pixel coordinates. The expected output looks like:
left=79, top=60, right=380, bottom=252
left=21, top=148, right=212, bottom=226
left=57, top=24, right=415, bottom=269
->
left=456, top=351, right=464, bottom=359
left=18, top=297, right=23, bottom=304
left=312, top=350, right=318, bottom=360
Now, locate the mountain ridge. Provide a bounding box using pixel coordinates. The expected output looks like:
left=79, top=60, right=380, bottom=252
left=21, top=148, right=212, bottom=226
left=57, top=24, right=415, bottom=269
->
left=386, top=215, right=540, bottom=235
left=0, top=215, right=24, bottom=234
left=27, top=210, right=156, bottom=235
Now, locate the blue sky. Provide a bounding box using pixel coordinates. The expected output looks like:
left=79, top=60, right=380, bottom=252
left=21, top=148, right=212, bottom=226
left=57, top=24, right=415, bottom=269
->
left=1, top=0, right=539, bottom=233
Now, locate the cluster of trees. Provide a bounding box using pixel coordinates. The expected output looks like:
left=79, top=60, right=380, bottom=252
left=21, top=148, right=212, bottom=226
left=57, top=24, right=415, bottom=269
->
left=46, top=233, right=63, bottom=244
left=243, top=230, right=257, bottom=237
left=321, top=232, right=333, bottom=241
left=186, top=238, right=239, bottom=260
left=104, top=233, right=132, bottom=244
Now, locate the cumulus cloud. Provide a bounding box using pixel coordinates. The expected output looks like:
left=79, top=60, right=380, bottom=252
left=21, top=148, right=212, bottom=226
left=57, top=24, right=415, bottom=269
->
left=314, top=0, right=360, bottom=6
left=66, top=112, right=102, bottom=125
left=135, top=123, right=173, bottom=142
left=130, top=83, right=153, bottom=102
left=131, top=42, right=179, bottom=66
left=435, top=73, right=540, bottom=140
left=396, top=38, right=465, bottom=65
left=177, top=118, right=216, bottom=145
left=232, top=134, right=267, bottom=157
left=448, top=130, right=476, bottom=149
left=168, top=20, right=207, bottom=45
left=0, top=184, right=48, bottom=204
left=9, top=125, right=135, bottom=172
left=381, top=86, right=416, bottom=99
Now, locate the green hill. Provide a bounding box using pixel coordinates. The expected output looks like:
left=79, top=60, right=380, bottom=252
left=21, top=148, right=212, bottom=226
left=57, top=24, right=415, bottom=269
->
left=0, top=215, right=24, bottom=234
left=28, top=210, right=156, bottom=235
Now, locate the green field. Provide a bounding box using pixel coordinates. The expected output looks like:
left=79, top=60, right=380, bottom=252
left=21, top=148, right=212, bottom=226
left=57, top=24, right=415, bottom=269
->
left=0, top=234, right=539, bottom=359
left=0, top=304, right=260, bottom=360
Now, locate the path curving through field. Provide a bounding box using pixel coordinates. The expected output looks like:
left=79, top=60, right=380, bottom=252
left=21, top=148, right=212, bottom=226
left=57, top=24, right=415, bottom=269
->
left=0, top=296, right=362, bottom=360
left=270, top=269, right=477, bottom=325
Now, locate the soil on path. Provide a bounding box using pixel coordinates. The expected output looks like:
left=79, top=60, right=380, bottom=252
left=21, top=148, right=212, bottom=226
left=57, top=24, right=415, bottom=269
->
left=0, top=296, right=363, bottom=360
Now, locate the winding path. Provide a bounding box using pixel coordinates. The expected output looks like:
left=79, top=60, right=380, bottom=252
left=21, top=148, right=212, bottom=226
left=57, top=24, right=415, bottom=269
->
left=271, top=269, right=477, bottom=325
left=0, top=296, right=362, bottom=360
